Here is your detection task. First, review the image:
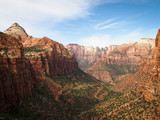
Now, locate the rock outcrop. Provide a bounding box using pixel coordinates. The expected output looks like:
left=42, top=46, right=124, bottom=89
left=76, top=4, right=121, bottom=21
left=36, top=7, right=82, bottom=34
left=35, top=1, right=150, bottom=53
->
left=65, top=44, right=108, bottom=61
left=4, top=23, right=79, bottom=79
left=4, top=23, right=28, bottom=42
left=66, top=40, right=154, bottom=83
left=0, top=32, right=34, bottom=110
left=0, top=23, right=79, bottom=110
left=24, top=37, right=78, bottom=79
left=131, top=30, right=160, bottom=101
left=66, top=39, right=154, bottom=70
left=65, top=44, right=110, bottom=69
left=105, top=39, right=154, bottom=65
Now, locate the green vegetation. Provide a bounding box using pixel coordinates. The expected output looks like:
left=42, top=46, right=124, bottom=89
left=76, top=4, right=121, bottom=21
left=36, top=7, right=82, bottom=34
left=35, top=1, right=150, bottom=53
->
left=24, top=45, right=46, bottom=53
left=0, top=70, right=116, bottom=120
left=1, top=70, right=159, bottom=120
left=104, top=64, right=138, bottom=76
left=86, top=62, right=139, bottom=82
left=112, top=51, right=121, bottom=54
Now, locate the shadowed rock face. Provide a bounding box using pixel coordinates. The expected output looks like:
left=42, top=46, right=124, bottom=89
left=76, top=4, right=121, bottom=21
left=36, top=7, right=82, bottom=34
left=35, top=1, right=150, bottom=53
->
left=0, top=23, right=79, bottom=110
left=4, top=23, right=79, bottom=79
left=0, top=32, right=34, bottom=110
left=24, top=37, right=78, bottom=80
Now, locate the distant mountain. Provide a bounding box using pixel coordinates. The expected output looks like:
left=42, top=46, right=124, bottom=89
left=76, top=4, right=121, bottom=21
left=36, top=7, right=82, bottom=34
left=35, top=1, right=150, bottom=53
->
left=65, top=39, right=155, bottom=83
left=65, top=44, right=117, bottom=69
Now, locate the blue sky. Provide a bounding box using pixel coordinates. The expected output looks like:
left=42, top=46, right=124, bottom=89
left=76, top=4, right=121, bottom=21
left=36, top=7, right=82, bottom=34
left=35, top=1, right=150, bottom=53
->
left=0, top=0, right=160, bottom=47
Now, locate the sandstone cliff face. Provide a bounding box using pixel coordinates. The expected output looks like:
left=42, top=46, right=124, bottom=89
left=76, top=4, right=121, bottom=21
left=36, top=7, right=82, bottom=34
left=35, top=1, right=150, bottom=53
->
left=0, top=23, right=79, bottom=110
left=65, top=44, right=110, bottom=69
left=65, top=44, right=108, bottom=61
left=132, top=30, right=160, bottom=101
left=66, top=40, right=154, bottom=83
left=105, top=40, right=154, bottom=65
left=4, top=23, right=79, bottom=79
left=25, top=37, right=78, bottom=79
left=0, top=32, right=34, bottom=110
left=66, top=39, right=154, bottom=70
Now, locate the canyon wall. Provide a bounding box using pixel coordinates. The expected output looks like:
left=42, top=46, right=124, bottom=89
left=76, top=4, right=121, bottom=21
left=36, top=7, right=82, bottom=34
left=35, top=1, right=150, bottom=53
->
left=24, top=37, right=78, bottom=79
left=66, top=39, right=154, bottom=69
left=66, top=39, right=154, bottom=83
left=65, top=44, right=110, bottom=69
left=0, top=32, right=34, bottom=110
left=0, top=23, right=79, bottom=110
left=105, top=39, right=154, bottom=65
left=133, top=29, right=160, bottom=101
left=4, top=23, right=79, bottom=79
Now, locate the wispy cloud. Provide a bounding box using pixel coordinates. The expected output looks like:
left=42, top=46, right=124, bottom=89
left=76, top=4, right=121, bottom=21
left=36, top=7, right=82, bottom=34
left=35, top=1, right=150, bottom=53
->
left=0, top=0, right=154, bottom=47
left=0, top=0, right=149, bottom=28
left=0, top=0, right=103, bottom=37
left=95, top=18, right=126, bottom=30
left=0, top=0, right=102, bottom=31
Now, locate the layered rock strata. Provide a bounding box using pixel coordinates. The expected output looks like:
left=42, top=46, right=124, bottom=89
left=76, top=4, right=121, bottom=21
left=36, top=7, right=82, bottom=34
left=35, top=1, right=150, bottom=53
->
left=134, top=29, right=160, bottom=101
left=0, top=32, right=34, bottom=110
left=0, top=23, right=79, bottom=110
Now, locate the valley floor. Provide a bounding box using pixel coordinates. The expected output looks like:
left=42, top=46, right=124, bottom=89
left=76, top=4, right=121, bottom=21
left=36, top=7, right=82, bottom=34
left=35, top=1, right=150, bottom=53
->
left=0, top=70, right=160, bottom=120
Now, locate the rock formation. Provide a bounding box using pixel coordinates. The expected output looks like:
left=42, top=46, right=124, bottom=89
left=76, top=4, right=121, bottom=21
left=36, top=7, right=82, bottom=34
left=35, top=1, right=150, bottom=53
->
left=4, top=23, right=79, bottom=79
left=66, top=39, right=154, bottom=70
left=0, top=32, right=34, bottom=110
left=25, top=38, right=78, bottom=80
left=4, top=23, right=28, bottom=42
left=65, top=44, right=110, bottom=69
left=66, top=40, right=154, bottom=83
left=105, top=39, right=154, bottom=65
left=129, top=29, right=160, bottom=101
left=0, top=23, right=79, bottom=110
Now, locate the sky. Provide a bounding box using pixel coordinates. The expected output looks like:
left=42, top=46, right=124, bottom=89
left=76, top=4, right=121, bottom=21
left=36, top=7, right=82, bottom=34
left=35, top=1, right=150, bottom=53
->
left=0, top=0, right=160, bottom=48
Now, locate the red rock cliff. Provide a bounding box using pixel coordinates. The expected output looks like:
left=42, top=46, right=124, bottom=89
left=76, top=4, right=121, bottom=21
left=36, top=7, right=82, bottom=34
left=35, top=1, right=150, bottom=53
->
left=0, top=23, right=79, bottom=110
left=65, top=44, right=109, bottom=62
left=0, top=32, right=34, bottom=110
left=65, top=40, right=154, bottom=70
left=134, top=29, right=160, bottom=101
left=24, top=37, right=78, bottom=79
left=105, top=40, right=154, bottom=65
left=4, top=23, right=79, bottom=79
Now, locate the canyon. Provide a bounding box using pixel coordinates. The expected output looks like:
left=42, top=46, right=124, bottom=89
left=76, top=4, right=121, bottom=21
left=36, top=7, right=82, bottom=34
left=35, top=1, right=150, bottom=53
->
left=66, top=38, right=155, bottom=83
left=66, top=38, right=154, bottom=68
left=0, top=23, right=160, bottom=120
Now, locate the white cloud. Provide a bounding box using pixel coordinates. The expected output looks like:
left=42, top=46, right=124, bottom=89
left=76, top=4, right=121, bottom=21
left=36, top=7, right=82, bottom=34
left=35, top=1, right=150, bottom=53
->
left=0, top=0, right=101, bottom=31
left=0, top=0, right=148, bottom=28
left=95, top=18, right=126, bottom=30
left=0, top=0, right=153, bottom=47
left=0, top=0, right=92, bottom=20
